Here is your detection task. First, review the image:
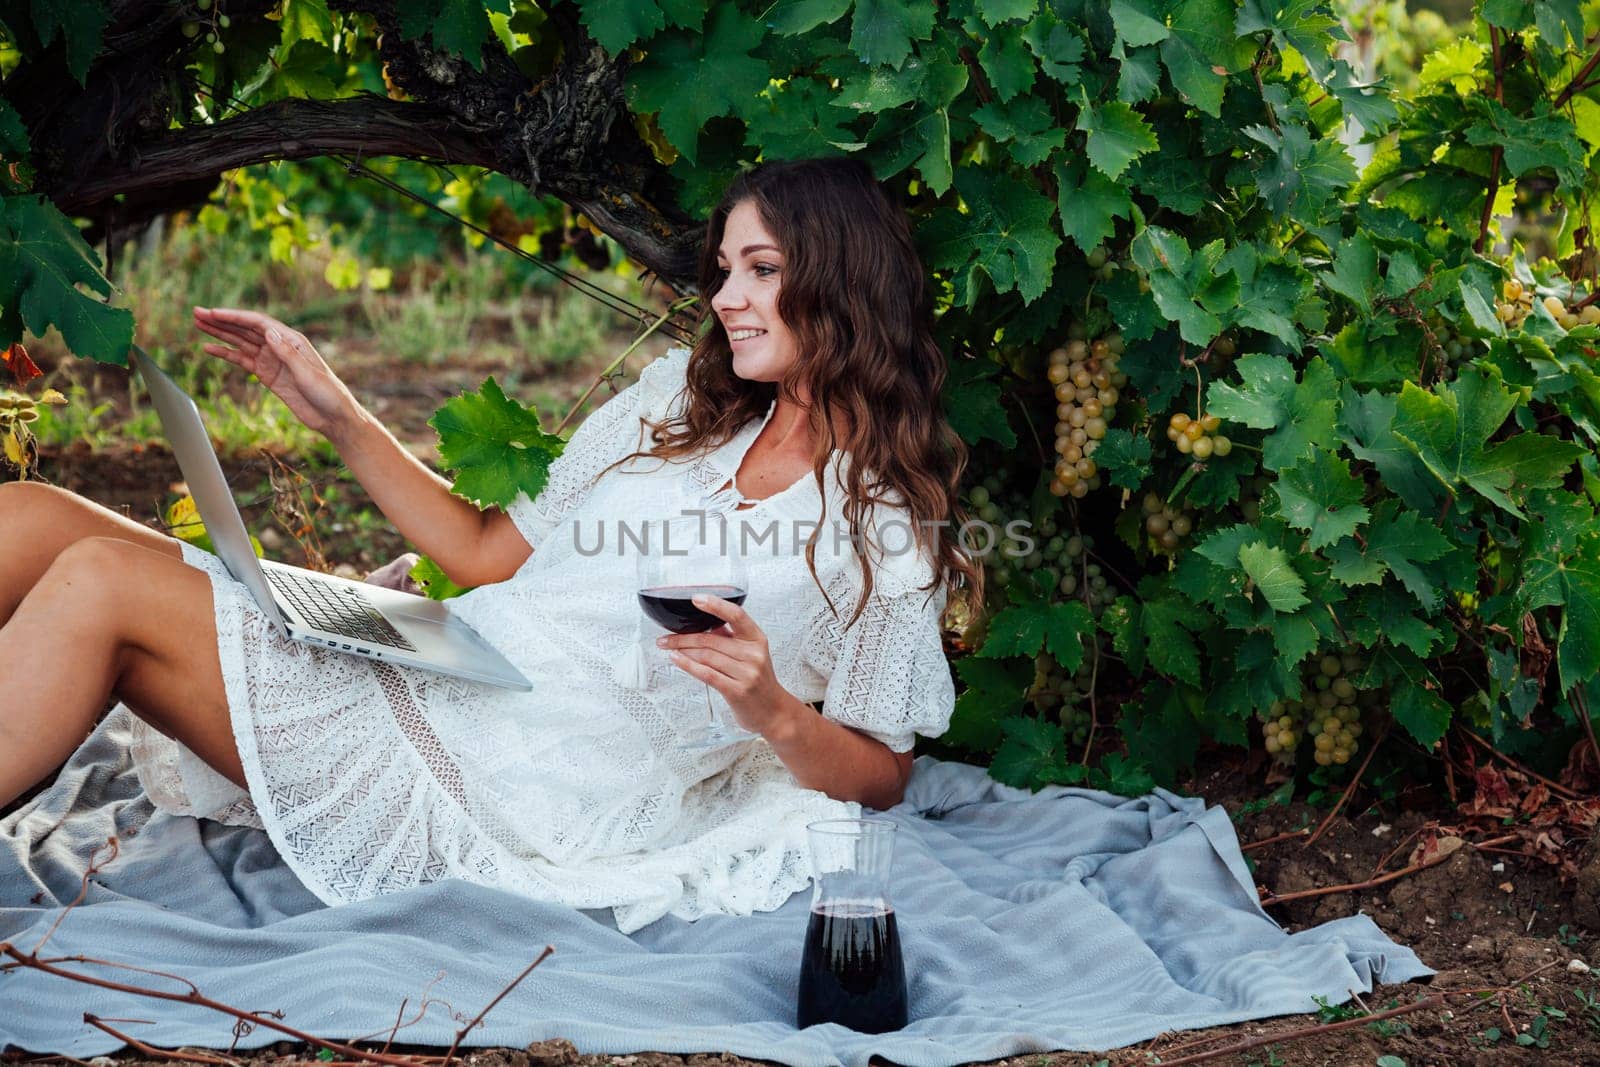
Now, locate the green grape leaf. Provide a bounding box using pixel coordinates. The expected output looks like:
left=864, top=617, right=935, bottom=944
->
left=430, top=377, right=566, bottom=509
left=1269, top=610, right=1322, bottom=669
left=1117, top=45, right=1163, bottom=103
left=1535, top=0, right=1584, bottom=48
left=626, top=8, right=768, bottom=163
left=1327, top=59, right=1397, bottom=135
left=1128, top=226, right=1227, bottom=344
left=1393, top=363, right=1586, bottom=518
left=863, top=106, right=954, bottom=194
left=396, top=0, right=508, bottom=69
left=1339, top=384, right=1442, bottom=513
left=1160, top=0, right=1241, bottom=117
left=2, top=195, right=132, bottom=363
left=974, top=97, right=1065, bottom=166
left=1239, top=541, right=1310, bottom=613
left=1458, top=275, right=1507, bottom=338
left=988, top=716, right=1073, bottom=791
left=1089, top=752, right=1159, bottom=797
left=1022, top=12, right=1084, bottom=84
left=1465, top=100, right=1586, bottom=189
left=410, top=554, right=472, bottom=600
left=1235, top=0, right=1342, bottom=81
left=1243, top=122, right=1357, bottom=219
left=1092, top=427, right=1153, bottom=491
left=977, top=0, right=1038, bottom=24
left=836, top=50, right=964, bottom=112
left=0, top=100, right=28, bottom=158
left=946, top=655, right=1030, bottom=752
left=766, top=0, right=851, bottom=35
left=1229, top=255, right=1309, bottom=349
left=1102, top=597, right=1146, bottom=673
left=280, top=0, right=336, bottom=49
left=1419, top=38, right=1484, bottom=95
left=1206, top=354, right=1339, bottom=471
left=1272, top=448, right=1370, bottom=550
left=1143, top=594, right=1201, bottom=686
left=31, top=0, right=110, bottom=84
left=850, top=0, right=935, bottom=69
left=1325, top=500, right=1450, bottom=610
left=977, top=22, right=1036, bottom=102
left=1518, top=494, right=1600, bottom=690
left=1054, top=156, right=1132, bottom=253
left=942, top=357, right=1016, bottom=447
left=1360, top=647, right=1452, bottom=748
left=1076, top=97, right=1159, bottom=181
left=918, top=168, right=1060, bottom=304
left=1102, top=593, right=1201, bottom=687
left=1101, top=271, right=1166, bottom=343
left=1365, top=502, right=1451, bottom=609
left=572, top=0, right=707, bottom=52
left=979, top=594, right=1095, bottom=674
left=1109, top=0, right=1170, bottom=47
left=744, top=78, right=861, bottom=159
left=1323, top=233, right=1378, bottom=306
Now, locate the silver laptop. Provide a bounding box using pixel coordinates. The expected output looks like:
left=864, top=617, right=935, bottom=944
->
left=132, top=345, right=532, bottom=691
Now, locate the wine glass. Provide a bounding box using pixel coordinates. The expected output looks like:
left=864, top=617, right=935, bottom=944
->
left=636, top=514, right=756, bottom=748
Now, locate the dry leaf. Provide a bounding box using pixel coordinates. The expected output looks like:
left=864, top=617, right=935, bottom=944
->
left=2, top=343, right=40, bottom=386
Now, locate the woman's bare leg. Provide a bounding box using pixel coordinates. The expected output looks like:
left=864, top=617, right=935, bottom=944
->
left=0, top=517, right=244, bottom=808
left=0, top=481, right=183, bottom=625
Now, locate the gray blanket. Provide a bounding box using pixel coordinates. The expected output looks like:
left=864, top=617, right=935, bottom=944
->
left=1, top=708, right=1430, bottom=1065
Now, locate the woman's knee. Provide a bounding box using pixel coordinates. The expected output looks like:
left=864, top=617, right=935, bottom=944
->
left=33, top=535, right=147, bottom=612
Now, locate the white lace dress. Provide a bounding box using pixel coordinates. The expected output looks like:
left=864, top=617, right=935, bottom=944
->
left=128, top=348, right=955, bottom=933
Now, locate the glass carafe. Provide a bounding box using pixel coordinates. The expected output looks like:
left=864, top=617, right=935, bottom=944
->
left=795, top=818, right=908, bottom=1033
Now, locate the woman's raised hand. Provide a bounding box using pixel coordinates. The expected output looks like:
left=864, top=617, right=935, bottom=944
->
left=192, top=307, right=357, bottom=438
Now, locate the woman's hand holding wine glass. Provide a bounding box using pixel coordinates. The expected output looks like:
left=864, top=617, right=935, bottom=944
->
left=656, top=594, right=788, bottom=740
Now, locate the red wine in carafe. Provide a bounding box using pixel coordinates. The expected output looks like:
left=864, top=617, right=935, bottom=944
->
left=637, top=584, right=746, bottom=634
left=796, top=903, right=907, bottom=1032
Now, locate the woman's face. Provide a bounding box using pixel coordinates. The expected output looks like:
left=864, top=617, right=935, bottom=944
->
left=712, top=200, right=801, bottom=385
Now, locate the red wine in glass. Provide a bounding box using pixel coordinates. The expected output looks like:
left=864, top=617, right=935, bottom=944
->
left=638, top=584, right=748, bottom=634
left=796, top=903, right=908, bottom=1033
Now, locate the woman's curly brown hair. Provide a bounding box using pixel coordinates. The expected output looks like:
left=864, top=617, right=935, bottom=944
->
left=610, top=157, right=983, bottom=627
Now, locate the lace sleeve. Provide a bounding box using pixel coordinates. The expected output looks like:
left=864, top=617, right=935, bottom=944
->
left=804, top=564, right=955, bottom=754
left=506, top=347, right=689, bottom=551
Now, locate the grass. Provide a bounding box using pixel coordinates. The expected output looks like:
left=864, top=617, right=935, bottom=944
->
left=22, top=216, right=663, bottom=459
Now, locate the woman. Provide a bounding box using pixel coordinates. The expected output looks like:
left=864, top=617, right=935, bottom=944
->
left=0, top=158, right=980, bottom=932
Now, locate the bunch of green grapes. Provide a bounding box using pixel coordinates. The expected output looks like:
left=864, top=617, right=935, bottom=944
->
left=1048, top=328, right=1128, bottom=499
left=1538, top=293, right=1600, bottom=331
left=1165, top=411, right=1233, bottom=460
left=1029, top=653, right=1097, bottom=747
left=1085, top=247, right=1117, bottom=282
left=1257, top=652, right=1374, bottom=768
left=1258, top=701, right=1309, bottom=764
left=180, top=0, right=230, bottom=53
left=1497, top=279, right=1534, bottom=327
left=1304, top=653, right=1373, bottom=767
left=1137, top=492, right=1194, bottom=554
left=1422, top=310, right=1476, bottom=365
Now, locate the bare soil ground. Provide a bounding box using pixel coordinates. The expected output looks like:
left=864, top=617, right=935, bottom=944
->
left=7, top=346, right=1599, bottom=1067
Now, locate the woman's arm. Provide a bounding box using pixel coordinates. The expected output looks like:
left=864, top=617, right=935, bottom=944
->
left=193, top=307, right=531, bottom=587
left=762, top=696, right=915, bottom=810
left=325, top=406, right=532, bottom=588
left=658, top=593, right=915, bottom=809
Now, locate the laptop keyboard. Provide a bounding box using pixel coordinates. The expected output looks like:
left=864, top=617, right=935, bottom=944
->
left=265, top=569, right=417, bottom=651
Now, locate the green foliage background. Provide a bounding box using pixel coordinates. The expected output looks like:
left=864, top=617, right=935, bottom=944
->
left=2, top=0, right=1598, bottom=793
